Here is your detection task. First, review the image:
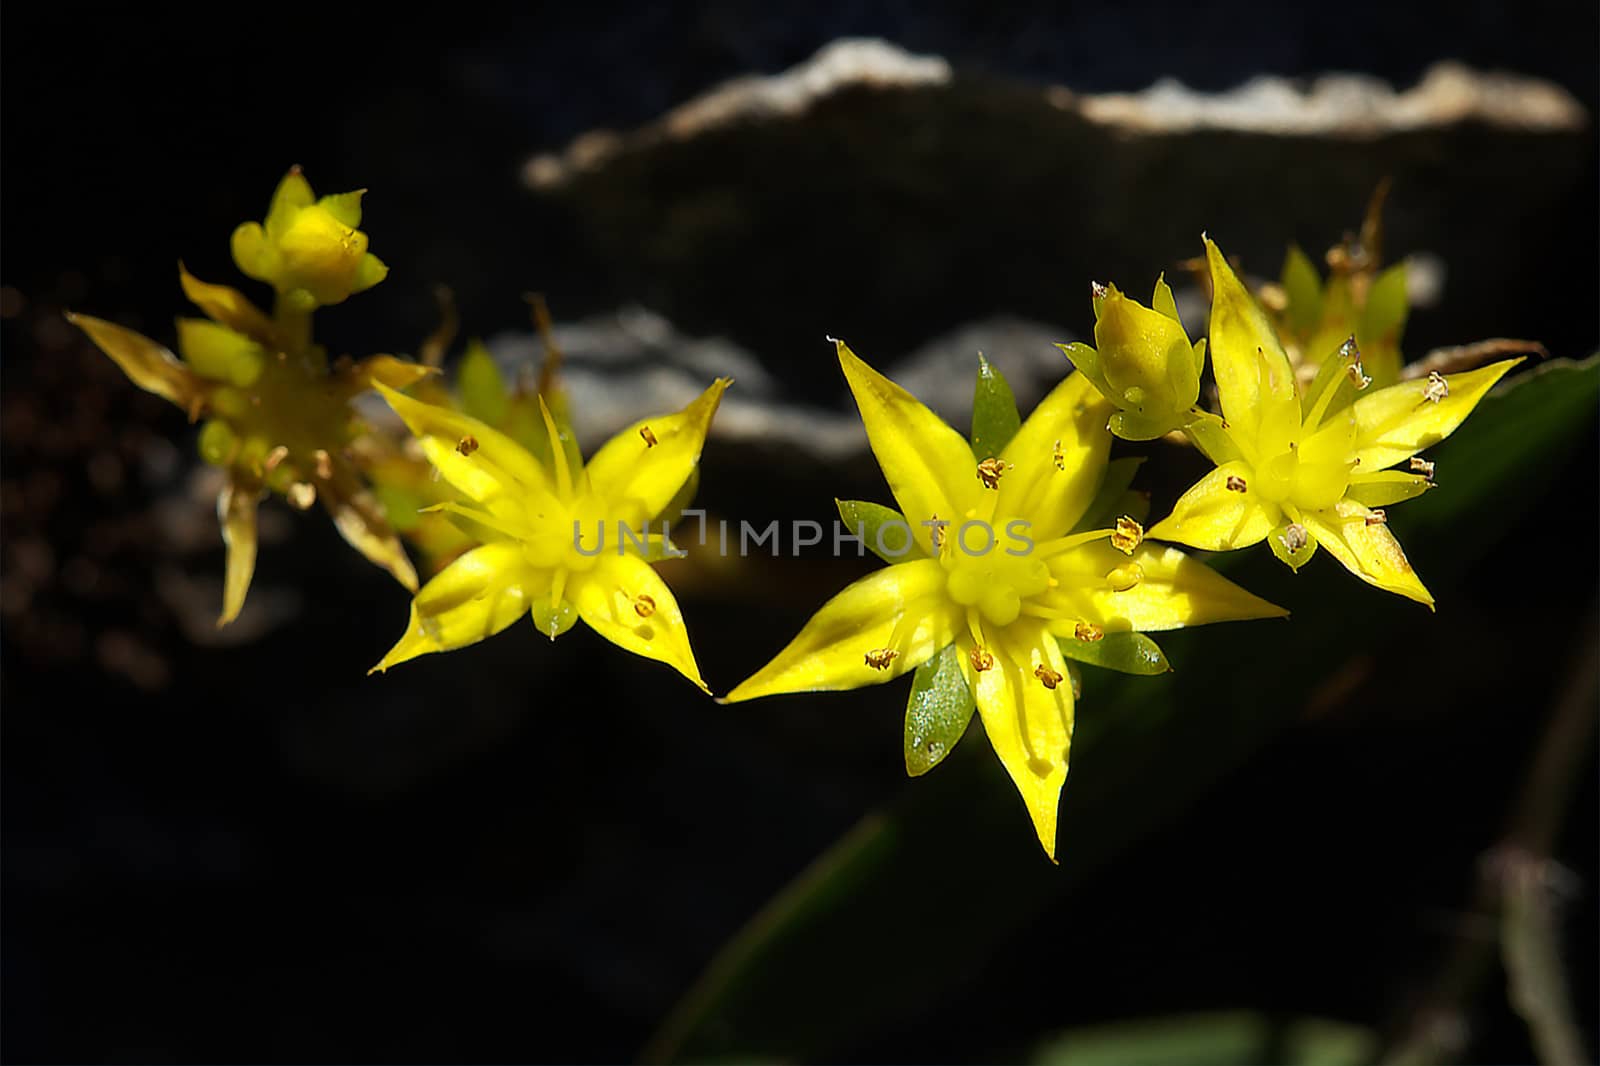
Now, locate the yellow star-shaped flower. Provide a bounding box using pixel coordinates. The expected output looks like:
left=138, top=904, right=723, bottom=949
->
left=1147, top=239, right=1522, bottom=607
left=369, top=378, right=728, bottom=690
left=725, top=341, right=1286, bottom=860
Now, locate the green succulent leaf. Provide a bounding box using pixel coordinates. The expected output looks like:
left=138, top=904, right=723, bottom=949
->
left=970, top=353, right=1022, bottom=458
left=836, top=499, right=924, bottom=564
left=903, top=643, right=976, bottom=776
left=1055, top=630, right=1169, bottom=675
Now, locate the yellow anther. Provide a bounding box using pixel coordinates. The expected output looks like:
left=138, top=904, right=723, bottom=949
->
left=968, top=645, right=995, bottom=672
left=1421, top=371, right=1449, bottom=404
left=1283, top=522, right=1310, bottom=553
left=313, top=448, right=334, bottom=480
left=263, top=444, right=290, bottom=472
left=1073, top=621, right=1104, bottom=643
left=1111, top=515, right=1144, bottom=555
left=1052, top=439, right=1065, bottom=471
left=286, top=481, right=317, bottom=510
left=864, top=648, right=898, bottom=670
left=1106, top=563, right=1143, bottom=592
left=1225, top=475, right=1247, bottom=493
left=639, top=425, right=658, bottom=448
left=1034, top=664, right=1064, bottom=690
left=1364, top=509, right=1388, bottom=526
left=456, top=435, right=479, bottom=456
left=1410, top=457, right=1435, bottom=480
left=633, top=593, right=656, bottom=618
left=976, top=457, right=1008, bottom=489
left=1346, top=361, right=1372, bottom=390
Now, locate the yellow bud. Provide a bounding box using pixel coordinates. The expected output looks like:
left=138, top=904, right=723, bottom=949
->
left=1088, top=281, right=1202, bottom=440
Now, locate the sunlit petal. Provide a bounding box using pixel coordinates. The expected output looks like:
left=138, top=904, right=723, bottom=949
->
left=1349, top=359, right=1520, bottom=471
left=1147, top=461, right=1277, bottom=551
left=584, top=378, right=729, bottom=526
left=1302, top=498, right=1434, bottom=607
left=837, top=340, right=988, bottom=552
left=996, top=371, right=1114, bottom=540
left=724, top=559, right=957, bottom=700
left=370, top=541, right=534, bottom=673
left=1205, top=238, right=1299, bottom=448
left=571, top=552, right=708, bottom=691
left=1043, top=540, right=1288, bottom=632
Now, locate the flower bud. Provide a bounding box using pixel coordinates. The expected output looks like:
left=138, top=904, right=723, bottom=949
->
left=230, top=168, right=388, bottom=308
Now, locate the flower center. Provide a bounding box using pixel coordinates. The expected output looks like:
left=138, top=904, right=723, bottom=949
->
left=1250, top=447, right=1352, bottom=512
left=943, top=542, right=1051, bottom=627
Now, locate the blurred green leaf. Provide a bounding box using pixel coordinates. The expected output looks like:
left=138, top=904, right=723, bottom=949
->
left=971, top=353, right=1022, bottom=458
left=836, top=498, right=922, bottom=564
left=1034, top=1011, right=1376, bottom=1066
left=1281, top=245, right=1324, bottom=336
left=645, top=357, right=1599, bottom=1065
left=904, top=644, right=976, bottom=776
left=1056, top=630, right=1169, bottom=676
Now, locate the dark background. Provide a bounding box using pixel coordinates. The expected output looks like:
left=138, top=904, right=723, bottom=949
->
left=3, top=3, right=1596, bottom=1063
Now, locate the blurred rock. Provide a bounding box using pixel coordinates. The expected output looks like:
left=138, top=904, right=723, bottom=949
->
left=523, top=40, right=1592, bottom=400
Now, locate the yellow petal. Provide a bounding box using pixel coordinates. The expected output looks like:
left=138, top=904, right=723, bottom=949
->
left=67, top=313, right=205, bottom=416
left=1345, top=470, right=1432, bottom=507
left=350, top=355, right=433, bottom=392
left=217, top=477, right=259, bottom=627
left=1146, top=461, right=1277, bottom=551
left=582, top=378, right=729, bottom=526
left=375, top=383, right=553, bottom=507
left=1301, top=498, right=1434, bottom=607
left=264, top=167, right=315, bottom=238
left=370, top=541, right=533, bottom=673
left=723, top=558, right=957, bottom=701
left=996, top=371, right=1114, bottom=540
left=1204, top=238, right=1299, bottom=449
left=571, top=552, right=708, bottom=691
left=178, top=263, right=276, bottom=343
left=1042, top=540, right=1288, bottom=633
left=837, top=340, right=988, bottom=553
left=1349, top=359, right=1521, bottom=471
left=966, top=622, right=1073, bottom=861
left=326, top=481, right=421, bottom=592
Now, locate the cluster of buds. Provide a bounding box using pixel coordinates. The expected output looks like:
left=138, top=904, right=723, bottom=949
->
left=70, top=169, right=427, bottom=624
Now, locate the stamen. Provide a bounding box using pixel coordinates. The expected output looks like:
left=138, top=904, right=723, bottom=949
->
left=313, top=448, right=334, bottom=479
left=639, top=425, right=658, bottom=448
left=1111, top=515, right=1144, bottom=555
left=1283, top=523, right=1310, bottom=552
left=929, top=513, right=945, bottom=553
left=456, top=435, right=479, bottom=456
left=1364, top=509, right=1388, bottom=526
left=633, top=593, right=656, bottom=618
left=976, top=457, right=1009, bottom=489
left=1410, top=457, right=1436, bottom=480
left=1073, top=621, right=1104, bottom=643
left=968, top=645, right=995, bottom=672
left=1034, top=664, right=1064, bottom=690
left=286, top=482, right=316, bottom=510
left=1106, top=563, right=1143, bottom=592
left=1052, top=439, right=1065, bottom=471
left=1226, top=475, right=1247, bottom=493
left=864, top=648, right=899, bottom=670
left=263, top=444, right=290, bottom=472
left=1421, top=371, right=1449, bottom=404
left=1346, top=360, right=1372, bottom=390
left=1089, top=281, right=1108, bottom=300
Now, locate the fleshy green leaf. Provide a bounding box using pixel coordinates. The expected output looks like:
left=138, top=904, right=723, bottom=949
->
left=903, top=643, right=975, bottom=776
left=835, top=499, right=924, bottom=564
left=970, top=353, right=1022, bottom=458
left=1055, top=630, right=1169, bottom=675
left=1280, top=244, right=1324, bottom=336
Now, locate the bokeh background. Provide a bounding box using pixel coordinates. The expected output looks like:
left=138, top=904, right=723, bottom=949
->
left=3, top=4, right=1596, bottom=1063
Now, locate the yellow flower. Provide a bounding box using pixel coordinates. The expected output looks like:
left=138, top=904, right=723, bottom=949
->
left=231, top=167, right=388, bottom=310
left=1057, top=276, right=1207, bottom=440
left=1147, top=238, right=1521, bottom=607
left=724, top=342, right=1286, bottom=860
left=368, top=377, right=729, bottom=690
left=68, top=263, right=427, bottom=626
